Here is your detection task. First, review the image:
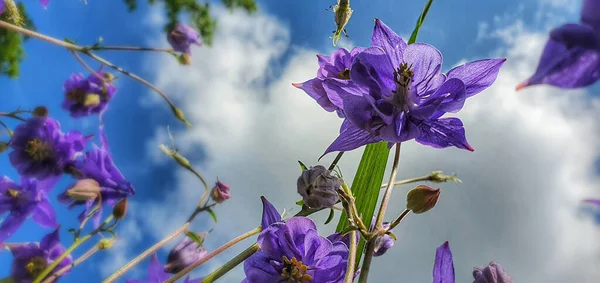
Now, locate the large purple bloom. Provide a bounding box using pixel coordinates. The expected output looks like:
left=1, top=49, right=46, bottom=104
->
left=126, top=253, right=202, bottom=283
left=0, top=177, right=58, bottom=246
left=517, top=0, right=600, bottom=90
left=62, top=69, right=117, bottom=118
left=58, top=126, right=134, bottom=227
left=167, top=23, right=202, bottom=55
left=293, top=47, right=366, bottom=117
left=317, top=19, right=504, bottom=154
left=242, top=197, right=349, bottom=283
left=7, top=229, right=72, bottom=283
left=9, top=117, right=87, bottom=180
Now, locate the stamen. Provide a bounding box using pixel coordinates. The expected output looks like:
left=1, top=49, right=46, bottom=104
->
left=25, top=138, right=53, bottom=161
left=66, top=88, right=87, bottom=104
left=25, top=256, right=47, bottom=278
left=337, top=68, right=351, bottom=80
left=6, top=188, right=19, bottom=198
left=281, top=256, right=312, bottom=282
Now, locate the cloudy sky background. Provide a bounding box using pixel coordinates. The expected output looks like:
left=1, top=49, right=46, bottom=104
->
left=1, top=0, right=600, bottom=282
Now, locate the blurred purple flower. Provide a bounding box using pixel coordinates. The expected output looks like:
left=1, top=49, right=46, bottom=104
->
left=58, top=126, right=134, bottom=228
left=0, top=176, right=58, bottom=245
left=211, top=180, right=231, bottom=204
left=126, top=253, right=202, bottom=283
left=62, top=69, right=117, bottom=118
left=0, top=1, right=4, bottom=14
left=164, top=233, right=208, bottom=273
left=293, top=47, right=366, bottom=117
left=39, top=0, right=50, bottom=8
left=517, top=0, right=600, bottom=90
left=433, top=241, right=455, bottom=283
left=583, top=199, right=600, bottom=206
left=317, top=19, right=504, bottom=155
left=242, top=197, right=349, bottom=283
left=9, top=117, right=87, bottom=180
left=473, top=262, right=514, bottom=283
left=167, top=23, right=202, bottom=55
left=7, top=229, right=72, bottom=282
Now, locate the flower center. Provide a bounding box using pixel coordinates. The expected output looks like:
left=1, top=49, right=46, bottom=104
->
left=337, top=68, right=351, bottom=80
left=25, top=256, right=47, bottom=278
left=281, top=256, right=312, bottom=282
left=67, top=87, right=88, bottom=104
left=388, top=63, right=415, bottom=109
left=25, top=138, right=53, bottom=161
left=6, top=188, right=19, bottom=198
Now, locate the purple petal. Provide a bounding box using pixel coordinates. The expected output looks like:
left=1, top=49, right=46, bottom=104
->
left=427, top=78, right=467, bottom=119
left=403, top=43, right=443, bottom=95
left=39, top=0, right=49, bottom=8
left=433, top=241, right=455, bottom=283
left=323, top=120, right=381, bottom=156
left=416, top=118, right=474, bottom=151
left=293, top=79, right=340, bottom=112
left=0, top=213, right=27, bottom=245
left=581, top=0, right=600, bottom=31
left=32, top=197, right=57, bottom=228
left=371, top=19, right=407, bottom=68
left=446, top=59, right=506, bottom=98
left=584, top=199, right=600, bottom=206
left=0, top=1, right=5, bottom=14
left=243, top=251, right=281, bottom=283
left=147, top=253, right=170, bottom=282
left=40, top=228, right=61, bottom=251
left=260, top=196, right=282, bottom=229
left=338, top=87, right=375, bottom=130
left=351, top=46, right=396, bottom=95
left=379, top=112, right=420, bottom=143
left=302, top=229, right=332, bottom=265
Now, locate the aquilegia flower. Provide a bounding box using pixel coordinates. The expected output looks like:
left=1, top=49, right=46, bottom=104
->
left=297, top=19, right=505, bottom=155
left=473, top=262, right=514, bottom=283
left=59, top=126, right=135, bottom=227
left=7, top=229, right=72, bottom=282
left=164, top=233, right=209, bottom=273
left=297, top=165, right=341, bottom=209
left=211, top=180, right=231, bottom=204
left=9, top=117, right=87, bottom=180
left=167, top=23, right=202, bottom=55
left=517, top=0, right=600, bottom=90
left=62, top=68, right=117, bottom=118
left=242, top=197, right=349, bottom=283
left=0, top=177, right=58, bottom=245
left=126, top=253, right=202, bottom=283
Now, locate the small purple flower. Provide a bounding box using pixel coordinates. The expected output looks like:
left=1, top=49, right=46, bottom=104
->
left=0, top=177, right=58, bottom=245
left=517, top=0, right=600, bottom=90
left=211, top=180, right=231, bottom=204
left=62, top=68, right=117, bottom=118
left=242, top=197, right=349, bottom=283
left=7, top=229, right=72, bottom=282
left=164, top=234, right=209, bottom=274
left=59, top=126, right=134, bottom=228
left=313, top=19, right=504, bottom=155
left=433, top=241, right=455, bottom=283
left=297, top=165, right=341, bottom=209
left=126, top=253, right=202, bottom=283
left=167, top=23, right=202, bottom=55
left=371, top=222, right=394, bottom=257
left=9, top=117, right=87, bottom=180
left=473, top=262, right=514, bottom=283
left=293, top=47, right=366, bottom=117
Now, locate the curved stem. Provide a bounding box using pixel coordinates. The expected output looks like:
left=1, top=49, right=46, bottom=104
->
left=344, top=231, right=358, bottom=283
left=387, top=209, right=410, bottom=231
left=200, top=243, right=260, bottom=283
left=91, top=46, right=174, bottom=53
left=0, top=20, right=83, bottom=51
left=380, top=175, right=432, bottom=188
left=328, top=151, right=345, bottom=171
left=42, top=244, right=100, bottom=283
left=166, top=227, right=262, bottom=283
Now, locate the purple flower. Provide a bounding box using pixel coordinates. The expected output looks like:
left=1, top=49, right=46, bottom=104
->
left=7, top=229, right=72, bottom=282
left=0, top=177, right=58, bottom=245
left=517, top=0, right=600, bottom=90
left=9, top=117, right=87, bottom=180
left=293, top=47, right=366, bottom=117
left=584, top=199, right=600, bottom=206
left=433, top=241, right=455, bottom=283
left=62, top=69, right=117, bottom=118
left=167, top=23, right=202, bottom=55
left=372, top=222, right=394, bottom=257
left=473, top=262, right=514, bottom=283
left=126, top=253, right=202, bottom=283
left=315, top=19, right=504, bottom=155
left=164, top=234, right=208, bottom=273
left=297, top=165, right=341, bottom=209
left=211, top=180, right=231, bottom=204
left=59, top=126, right=134, bottom=228
left=242, top=197, right=349, bottom=283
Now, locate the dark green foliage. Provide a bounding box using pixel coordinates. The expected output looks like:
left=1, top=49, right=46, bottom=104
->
left=0, top=3, right=35, bottom=78
left=123, top=0, right=258, bottom=46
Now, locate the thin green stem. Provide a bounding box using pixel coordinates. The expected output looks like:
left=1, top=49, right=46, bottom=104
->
left=200, top=243, right=260, bottom=283
left=167, top=227, right=262, bottom=283
left=90, top=46, right=174, bottom=53
left=33, top=235, right=92, bottom=283
left=42, top=244, right=101, bottom=283
left=381, top=175, right=432, bottom=188
left=344, top=231, right=358, bottom=283
left=387, top=209, right=411, bottom=231
left=328, top=151, right=345, bottom=171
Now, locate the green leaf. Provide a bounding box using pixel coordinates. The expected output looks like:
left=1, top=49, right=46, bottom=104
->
left=0, top=3, right=34, bottom=78
left=207, top=208, right=218, bottom=223
left=295, top=200, right=304, bottom=206
left=324, top=208, right=335, bottom=225
left=298, top=160, right=308, bottom=171
left=335, top=142, right=390, bottom=267
left=185, top=231, right=205, bottom=247
left=408, top=0, right=434, bottom=44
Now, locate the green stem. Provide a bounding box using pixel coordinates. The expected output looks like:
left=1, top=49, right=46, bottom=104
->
left=408, top=0, right=435, bottom=44
left=388, top=209, right=411, bottom=231
left=42, top=244, right=101, bottom=283
left=344, top=231, right=358, bottom=283
left=328, top=151, right=345, bottom=171
left=200, top=243, right=260, bottom=283
left=32, top=234, right=92, bottom=283
left=90, top=46, right=174, bottom=53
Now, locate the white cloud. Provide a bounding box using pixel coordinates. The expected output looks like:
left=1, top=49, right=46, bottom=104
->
left=118, top=4, right=600, bottom=283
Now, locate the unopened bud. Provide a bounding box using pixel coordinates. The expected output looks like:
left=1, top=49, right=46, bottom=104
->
left=164, top=233, right=208, bottom=273
left=211, top=180, right=231, bottom=204
left=112, top=198, right=128, bottom=220
left=159, top=144, right=191, bottom=169
left=66, top=179, right=101, bottom=201
left=473, top=261, right=514, bottom=283
left=32, top=106, right=49, bottom=118
left=98, top=238, right=116, bottom=250
left=406, top=185, right=440, bottom=214
left=0, top=142, right=9, bottom=153
left=429, top=171, right=461, bottom=183
left=178, top=53, right=192, bottom=65
left=297, top=165, right=341, bottom=209
left=171, top=106, right=191, bottom=128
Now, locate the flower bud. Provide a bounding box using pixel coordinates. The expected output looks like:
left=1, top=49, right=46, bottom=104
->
left=98, top=238, right=116, bottom=250
left=178, top=53, right=192, bottom=65
left=65, top=179, right=101, bottom=201
left=0, top=141, right=9, bottom=153
left=112, top=198, right=128, bottom=220
left=473, top=262, right=514, bottom=283
left=211, top=180, right=231, bottom=204
left=368, top=219, right=395, bottom=257
left=167, top=23, right=201, bottom=55
left=164, top=233, right=209, bottom=274
left=32, top=106, right=49, bottom=118
left=297, top=165, right=341, bottom=209
left=406, top=185, right=440, bottom=214
left=429, top=171, right=461, bottom=183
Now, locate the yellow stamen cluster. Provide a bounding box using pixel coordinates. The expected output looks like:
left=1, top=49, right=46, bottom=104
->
left=6, top=188, right=19, bottom=198
left=337, top=68, right=351, bottom=80
left=66, top=88, right=88, bottom=104
left=25, top=256, right=47, bottom=278
left=25, top=139, right=52, bottom=161
left=281, top=256, right=312, bottom=282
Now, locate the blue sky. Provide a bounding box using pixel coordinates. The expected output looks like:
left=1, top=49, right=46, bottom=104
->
left=2, top=0, right=600, bottom=282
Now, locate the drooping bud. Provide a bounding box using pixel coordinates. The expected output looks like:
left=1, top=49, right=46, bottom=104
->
left=32, top=106, right=49, bottom=118
left=211, top=180, right=231, bottom=204
left=177, top=53, right=192, bottom=65
left=112, top=198, right=128, bottom=220
left=171, top=106, right=192, bottom=128
left=297, top=165, right=341, bottom=209
left=406, top=185, right=441, bottom=214
left=167, top=23, right=202, bottom=55
left=373, top=222, right=395, bottom=257
left=65, top=179, right=101, bottom=201
left=164, top=233, right=209, bottom=273
left=473, top=262, right=514, bottom=283
left=98, top=238, right=116, bottom=250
